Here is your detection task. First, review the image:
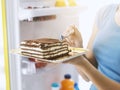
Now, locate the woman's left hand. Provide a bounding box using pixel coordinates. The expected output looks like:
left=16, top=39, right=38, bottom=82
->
left=28, top=58, right=47, bottom=68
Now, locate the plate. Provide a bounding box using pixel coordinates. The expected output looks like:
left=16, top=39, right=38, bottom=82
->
left=11, top=47, right=88, bottom=63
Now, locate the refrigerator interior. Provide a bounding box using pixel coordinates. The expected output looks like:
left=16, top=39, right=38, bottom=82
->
left=20, top=15, right=80, bottom=90
left=19, top=0, right=81, bottom=90
left=19, top=0, right=120, bottom=90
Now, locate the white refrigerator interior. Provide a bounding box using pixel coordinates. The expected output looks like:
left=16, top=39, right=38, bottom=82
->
left=6, top=0, right=85, bottom=90
left=20, top=15, right=79, bottom=90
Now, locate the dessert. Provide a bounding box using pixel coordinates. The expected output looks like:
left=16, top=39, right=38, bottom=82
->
left=20, top=38, right=70, bottom=59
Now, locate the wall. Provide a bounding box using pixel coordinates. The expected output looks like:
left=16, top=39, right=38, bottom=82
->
left=78, top=0, right=120, bottom=47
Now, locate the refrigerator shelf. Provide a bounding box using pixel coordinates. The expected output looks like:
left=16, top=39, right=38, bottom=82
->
left=19, top=6, right=86, bottom=20
left=21, top=57, right=59, bottom=75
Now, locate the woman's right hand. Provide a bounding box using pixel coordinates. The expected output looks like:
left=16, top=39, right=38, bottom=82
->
left=61, top=25, right=83, bottom=48
left=61, top=25, right=90, bottom=81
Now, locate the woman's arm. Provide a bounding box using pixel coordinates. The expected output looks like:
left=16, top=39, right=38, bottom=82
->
left=62, top=24, right=98, bottom=67
left=75, top=56, right=120, bottom=90
left=65, top=23, right=120, bottom=90
left=84, top=23, right=98, bottom=68
left=62, top=24, right=98, bottom=81
left=76, top=23, right=99, bottom=81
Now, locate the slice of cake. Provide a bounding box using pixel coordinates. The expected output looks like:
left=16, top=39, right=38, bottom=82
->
left=20, top=38, right=70, bottom=59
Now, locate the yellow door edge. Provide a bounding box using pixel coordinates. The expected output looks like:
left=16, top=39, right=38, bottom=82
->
left=1, top=0, right=10, bottom=90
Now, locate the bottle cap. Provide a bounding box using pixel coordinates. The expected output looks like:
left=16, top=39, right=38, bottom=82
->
left=64, top=74, right=71, bottom=79
left=74, top=83, right=78, bottom=86
left=51, top=82, right=59, bottom=87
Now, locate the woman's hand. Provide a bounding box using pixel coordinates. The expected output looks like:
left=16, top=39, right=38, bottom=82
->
left=64, top=56, right=90, bottom=82
left=61, top=25, right=90, bottom=81
left=61, top=25, right=83, bottom=48
left=28, top=58, right=47, bottom=68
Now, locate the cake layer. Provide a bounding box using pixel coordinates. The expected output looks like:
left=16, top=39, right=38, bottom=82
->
left=21, top=47, right=68, bottom=56
left=22, top=50, right=69, bottom=59
left=20, top=38, right=70, bottom=59
left=20, top=44, right=68, bottom=52
left=20, top=38, right=67, bottom=49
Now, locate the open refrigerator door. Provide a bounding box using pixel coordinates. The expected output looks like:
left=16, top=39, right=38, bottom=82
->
left=4, top=0, right=86, bottom=90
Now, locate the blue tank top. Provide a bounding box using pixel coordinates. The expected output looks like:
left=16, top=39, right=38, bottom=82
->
left=90, top=4, right=120, bottom=90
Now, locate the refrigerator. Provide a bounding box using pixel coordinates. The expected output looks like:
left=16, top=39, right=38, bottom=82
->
left=2, top=0, right=85, bottom=90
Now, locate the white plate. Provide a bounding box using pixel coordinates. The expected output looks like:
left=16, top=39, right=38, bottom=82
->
left=11, top=47, right=88, bottom=63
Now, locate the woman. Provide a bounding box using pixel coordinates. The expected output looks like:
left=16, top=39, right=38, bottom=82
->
left=62, top=4, right=120, bottom=90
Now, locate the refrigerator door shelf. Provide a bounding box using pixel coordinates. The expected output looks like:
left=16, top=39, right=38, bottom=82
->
left=19, top=6, right=86, bottom=21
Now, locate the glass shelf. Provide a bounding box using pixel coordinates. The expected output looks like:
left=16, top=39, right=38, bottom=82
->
left=19, top=6, right=86, bottom=20
left=21, top=57, right=60, bottom=75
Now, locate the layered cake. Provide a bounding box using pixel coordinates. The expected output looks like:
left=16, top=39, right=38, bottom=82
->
left=20, top=38, right=70, bottom=59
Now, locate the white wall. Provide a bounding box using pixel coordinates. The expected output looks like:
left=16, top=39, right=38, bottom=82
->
left=78, top=0, right=120, bottom=47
